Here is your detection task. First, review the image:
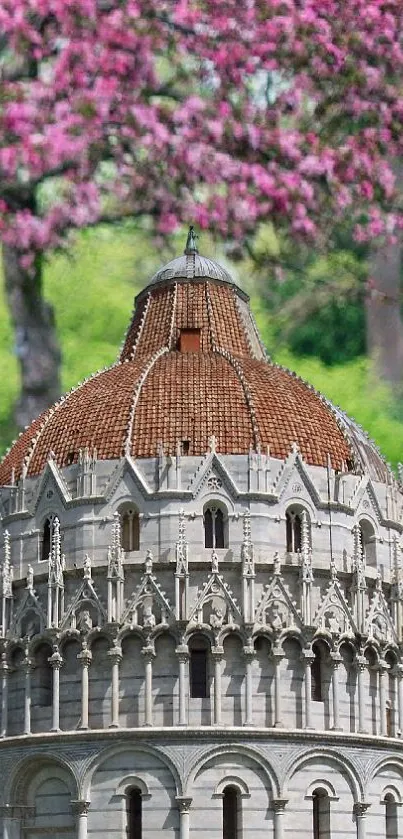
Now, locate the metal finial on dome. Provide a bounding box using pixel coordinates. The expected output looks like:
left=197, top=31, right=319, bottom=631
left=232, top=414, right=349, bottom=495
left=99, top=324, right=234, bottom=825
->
left=184, top=225, right=198, bottom=255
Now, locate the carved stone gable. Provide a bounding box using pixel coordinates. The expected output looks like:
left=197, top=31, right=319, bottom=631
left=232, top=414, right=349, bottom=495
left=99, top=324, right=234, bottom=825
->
left=255, top=575, right=302, bottom=632
left=11, top=589, right=47, bottom=639
left=122, top=571, right=173, bottom=629
left=61, top=577, right=107, bottom=632
left=314, top=579, right=357, bottom=637
left=365, top=586, right=398, bottom=645
left=188, top=570, right=242, bottom=630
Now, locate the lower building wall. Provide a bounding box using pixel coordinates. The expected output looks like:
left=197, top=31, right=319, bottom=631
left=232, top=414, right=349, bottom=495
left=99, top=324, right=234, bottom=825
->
left=0, top=732, right=402, bottom=839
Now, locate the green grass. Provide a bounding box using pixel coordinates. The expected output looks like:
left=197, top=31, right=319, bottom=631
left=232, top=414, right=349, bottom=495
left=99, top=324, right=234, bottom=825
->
left=1, top=227, right=402, bottom=470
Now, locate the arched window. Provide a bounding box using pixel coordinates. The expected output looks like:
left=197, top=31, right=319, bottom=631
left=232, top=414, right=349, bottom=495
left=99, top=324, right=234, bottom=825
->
left=204, top=505, right=227, bottom=549
left=359, top=520, right=376, bottom=566
left=385, top=794, right=398, bottom=839
left=41, top=515, right=56, bottom=561
left=311, top=644, right=323, bottom=702
left=127, top=788, right=142, bottom=839
left=286, top=509, right=302, bottom=553
left=121, top=507, right=140, bottom=552
left=189, top=637, right=209, bottom=698
left=312, top=789, right=330, bottom=839
left=223, top=786, right=239, bottom=839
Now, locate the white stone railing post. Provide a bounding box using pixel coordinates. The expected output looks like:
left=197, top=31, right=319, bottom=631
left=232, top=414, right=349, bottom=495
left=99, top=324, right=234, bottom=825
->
left=397, top=664, right=403, bottom=735
left=23, top=654, right=33, bottom=736
left=77, top=646, right=92, bottom=730
left=379, top=660, right=387, bottom=736
left=0, top=654, right=8, bottom=738
left=176, top=647, right=189, bottom=726
left=212, top=647, right=223, bottom=726
left=50, top=649, right=63, bottom=732
left=142, top=646, right=155, bottom=727
left=272, top=799, right=288, bottom=839
left=354, top=802, right=370, bottom=839
left=71, top=800, right=90, bottom=839
left=303, top=650, right=315, bottom=730
left=176, top=797, right=192, bottom=839
left=243, top=646, right=255, bottom=726
left=330, top=652, right=342, bottom=731
left=108, top=645, right=122, bottom=729
left=272, top=646, right=284, bottom=728
left=356, top=656, right=367, bottom=734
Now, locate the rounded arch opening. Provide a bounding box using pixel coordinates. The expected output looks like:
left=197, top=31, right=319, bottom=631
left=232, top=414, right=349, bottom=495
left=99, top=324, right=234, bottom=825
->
left=359, top=519, right=376, bottom=567
left=203, top=501, right=228, bottom=549
left=285, top=505, right=310, bottom=554
left=118, top=504, right=140, bottom=552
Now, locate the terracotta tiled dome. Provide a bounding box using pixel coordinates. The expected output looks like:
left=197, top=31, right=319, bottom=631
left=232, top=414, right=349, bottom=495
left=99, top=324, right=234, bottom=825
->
left=0, top=231, right=389, bottom=484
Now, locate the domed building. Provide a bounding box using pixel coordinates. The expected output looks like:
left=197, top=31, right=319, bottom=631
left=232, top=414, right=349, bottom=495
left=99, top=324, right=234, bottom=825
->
left=0, top=228, right=403, bottom=839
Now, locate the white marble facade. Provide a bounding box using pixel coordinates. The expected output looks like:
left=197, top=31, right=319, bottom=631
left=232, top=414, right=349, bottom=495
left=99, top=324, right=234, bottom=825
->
left=1, top=442, right=403, bottom=839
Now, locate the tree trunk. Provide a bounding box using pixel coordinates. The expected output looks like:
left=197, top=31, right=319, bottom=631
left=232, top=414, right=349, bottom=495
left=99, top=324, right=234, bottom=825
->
left=366, top=238, right=403, bottom=386
left=2, top=245, right=61, bottom=429
left=366, top=161, right=403, bottom=386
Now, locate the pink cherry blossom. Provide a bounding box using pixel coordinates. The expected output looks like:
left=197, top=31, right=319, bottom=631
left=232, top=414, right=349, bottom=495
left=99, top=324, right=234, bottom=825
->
left=0, top=0, right=402, bottom=261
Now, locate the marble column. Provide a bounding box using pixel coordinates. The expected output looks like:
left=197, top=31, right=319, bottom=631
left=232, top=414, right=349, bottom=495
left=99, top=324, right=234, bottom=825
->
left=0, top=654, right=8, bottom=738
left=23, top=655, right=32, bottom=736
left=397, top=664, right=403, bottom=735
left=77, top=646, right=92, bottom=730
left=330, top=652, right=342, bottom=731
left=243, top=645, right=255, bottom=726
left=176, top=797, right=192, bottom=839
left=356, top=656, right=367, bottom=734
left=272, top=647, right=284, bottom=728
left=212, top=647, right=223, bottom=726
left=71, top=800, right=90, bottom=839
left=303, top=650, right=315, bottom=730
left=107, top=646, right=122, bottom=729
left=50, top=649, right=63, bottom=732
left=142, top=646, right=155, bottom=727
left=176, top=647, right=189, bottom=726
left=272, top=799, right=288, bottom=839
left=354, top=802, right=370, bottom=839
left=378, top=660, right=387, bottom=737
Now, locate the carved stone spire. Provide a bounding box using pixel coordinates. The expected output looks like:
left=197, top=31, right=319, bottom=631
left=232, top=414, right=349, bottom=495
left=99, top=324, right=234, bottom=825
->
left=176, top=509, right=188, bottom=576
left=107, top=512, right=124, bottom=579
left=47, top=516, right=65, bottom=628
left=107, top=512, right=125, bottom=623
left=1, top=531, right=13, bottom=600
left=241, top=509, right=255, bottom=624
left=1, top=531, right=13, bottom=636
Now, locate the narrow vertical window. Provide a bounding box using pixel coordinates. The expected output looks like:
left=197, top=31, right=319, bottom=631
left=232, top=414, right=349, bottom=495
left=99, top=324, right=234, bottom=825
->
left=190, top=648, right=208, bottom=698
left=41, top=516, right=54, bottom=561
left=121, top=508, right=140, bottom=552
left=35, top=644, right=53, bottom=707
left=385, top=794, right=398, bottom=839
left=204, top=508, right=214, bottom=549
left=127, top=788, right=142, bottom=839
left=223, top=786, right=238, bottom=839
left=215, top=509, right=225, bottom=549
left=286, top=510, right=302, bottom=553
left=312, top=790, right=330, bottom=839
left=311, top=646, right=323, bottom=702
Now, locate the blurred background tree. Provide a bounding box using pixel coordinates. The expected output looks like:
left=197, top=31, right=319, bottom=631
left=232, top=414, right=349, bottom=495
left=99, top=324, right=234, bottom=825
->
left=0, top=1, right=403, bottom=463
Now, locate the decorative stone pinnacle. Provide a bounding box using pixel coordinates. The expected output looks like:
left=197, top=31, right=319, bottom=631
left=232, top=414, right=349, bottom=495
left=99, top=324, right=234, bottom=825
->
left=184, top=225, right=198, bottom=255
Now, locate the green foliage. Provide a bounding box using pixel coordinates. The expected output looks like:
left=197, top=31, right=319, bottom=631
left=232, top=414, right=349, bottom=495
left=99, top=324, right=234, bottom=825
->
left=0, top=227, right=402, bottom=470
